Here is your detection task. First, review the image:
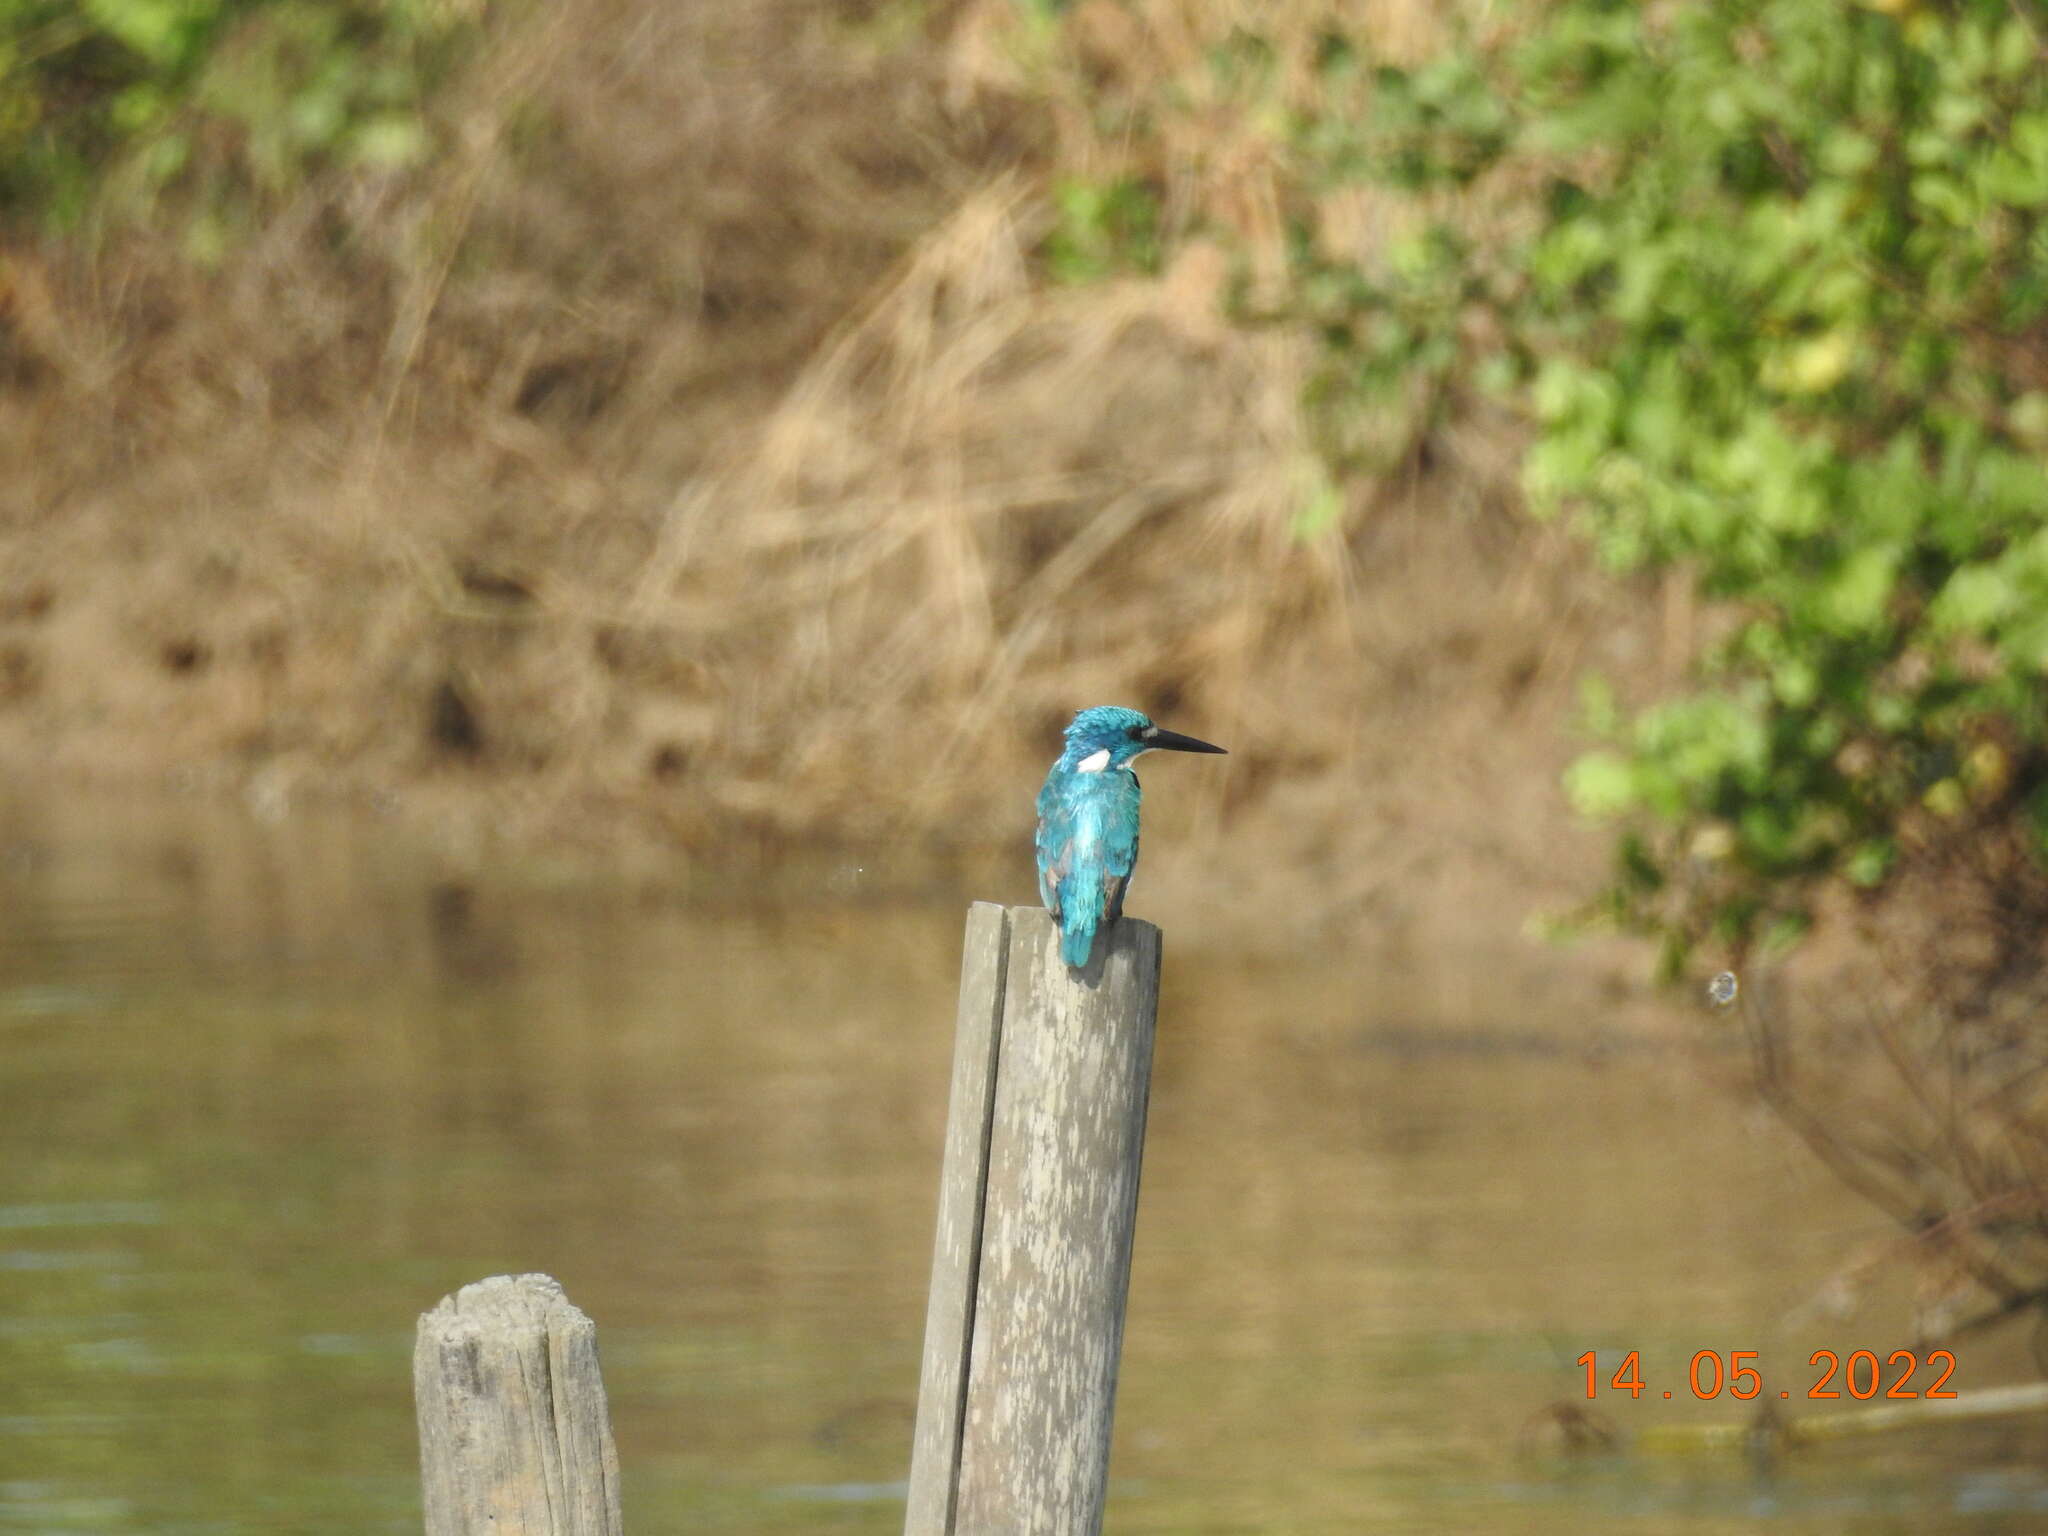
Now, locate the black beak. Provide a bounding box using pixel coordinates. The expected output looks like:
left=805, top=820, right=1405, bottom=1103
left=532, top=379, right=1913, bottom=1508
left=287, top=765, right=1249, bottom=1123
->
left=1148, top=726, right=1227, bottom=755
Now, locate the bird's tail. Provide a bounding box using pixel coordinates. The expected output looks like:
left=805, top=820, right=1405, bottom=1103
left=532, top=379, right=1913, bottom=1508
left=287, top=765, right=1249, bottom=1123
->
left=1060, top=922, right=1096, bottom=968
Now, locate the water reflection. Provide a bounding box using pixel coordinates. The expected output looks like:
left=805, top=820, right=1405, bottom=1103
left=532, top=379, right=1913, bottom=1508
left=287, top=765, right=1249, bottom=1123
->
left=0, top=793, right=2041, bottom=1533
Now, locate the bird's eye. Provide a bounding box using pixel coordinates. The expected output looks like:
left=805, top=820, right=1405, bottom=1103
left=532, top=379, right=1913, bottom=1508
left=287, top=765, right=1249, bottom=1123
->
left=1126, top=725, right=1145, bottom=741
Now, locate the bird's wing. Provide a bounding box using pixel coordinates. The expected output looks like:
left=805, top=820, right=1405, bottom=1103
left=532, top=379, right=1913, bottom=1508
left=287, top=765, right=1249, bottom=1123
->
left=1102, top=831, right=1135, bottom=925
left=1038, top=768, right=1141, bottom=933
left=1035, top=795, right=1073, bottom=921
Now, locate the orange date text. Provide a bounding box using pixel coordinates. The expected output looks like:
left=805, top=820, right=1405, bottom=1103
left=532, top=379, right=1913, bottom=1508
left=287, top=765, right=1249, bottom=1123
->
left=1576, top=1349, right=1958, bottom=1402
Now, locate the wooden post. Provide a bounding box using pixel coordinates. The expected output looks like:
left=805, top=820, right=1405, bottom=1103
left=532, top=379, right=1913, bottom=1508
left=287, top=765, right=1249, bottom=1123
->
left=414, top=1273, right=624, bottom=1536
left=905, top=903, right=1163, bottom=1536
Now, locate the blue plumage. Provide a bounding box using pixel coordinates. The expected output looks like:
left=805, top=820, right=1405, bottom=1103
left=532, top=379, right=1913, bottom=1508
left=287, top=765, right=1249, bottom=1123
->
left=1035, top=705, right=1226, bottom=968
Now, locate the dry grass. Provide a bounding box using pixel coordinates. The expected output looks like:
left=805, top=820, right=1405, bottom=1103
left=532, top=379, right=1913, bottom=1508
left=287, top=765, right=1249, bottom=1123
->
left=0, top=0, right=1650, bottom=981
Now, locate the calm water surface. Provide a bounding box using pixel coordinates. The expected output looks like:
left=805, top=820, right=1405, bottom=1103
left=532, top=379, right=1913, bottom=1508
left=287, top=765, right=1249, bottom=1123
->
left=0, top=793, right=2042, bottom=1534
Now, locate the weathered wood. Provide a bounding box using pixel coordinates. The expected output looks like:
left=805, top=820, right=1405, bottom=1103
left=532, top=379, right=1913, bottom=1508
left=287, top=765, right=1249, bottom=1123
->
left=415, top=1273, right=623, bottom=1536
left=906, top=904, right=1163, bottom=1536
left=906, top=903, right=1013, bottom=1536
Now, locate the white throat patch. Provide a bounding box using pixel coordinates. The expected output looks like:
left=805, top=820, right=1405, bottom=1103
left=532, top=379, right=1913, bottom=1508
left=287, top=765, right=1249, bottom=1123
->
left=1075, top=748, right=1112, bottom=773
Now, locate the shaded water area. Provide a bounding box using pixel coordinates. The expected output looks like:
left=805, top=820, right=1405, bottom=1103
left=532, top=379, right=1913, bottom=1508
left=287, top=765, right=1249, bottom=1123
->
left=2, top=793, right=2044, bottom=1534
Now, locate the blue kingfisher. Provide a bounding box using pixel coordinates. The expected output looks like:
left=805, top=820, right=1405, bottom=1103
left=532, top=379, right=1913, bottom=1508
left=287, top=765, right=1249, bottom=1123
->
left=1035, top=705, right=1226, bottom=968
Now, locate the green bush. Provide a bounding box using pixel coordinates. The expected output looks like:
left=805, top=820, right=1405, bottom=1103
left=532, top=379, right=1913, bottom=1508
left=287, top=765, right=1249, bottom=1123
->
left=0, top=0, right=472, bottom=237
left=1038, top=0, right=2048, bottom=974
left=1497, top=0, right=2048, bottom=972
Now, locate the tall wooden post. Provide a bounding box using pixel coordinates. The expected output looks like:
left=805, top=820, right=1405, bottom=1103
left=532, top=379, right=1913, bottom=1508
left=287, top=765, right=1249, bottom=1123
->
left=905, top=903, right=1163, bottom=1536
left=414, top=1273, right=624, bottom=1536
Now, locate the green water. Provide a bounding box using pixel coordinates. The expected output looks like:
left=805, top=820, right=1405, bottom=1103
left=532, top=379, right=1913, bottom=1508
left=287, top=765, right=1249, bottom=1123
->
left=0, top=793, right=2042, bottom=1533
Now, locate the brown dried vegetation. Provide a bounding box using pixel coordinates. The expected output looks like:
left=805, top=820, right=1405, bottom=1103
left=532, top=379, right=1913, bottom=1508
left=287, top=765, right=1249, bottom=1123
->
left=0, top=0, right=1651, bottom=970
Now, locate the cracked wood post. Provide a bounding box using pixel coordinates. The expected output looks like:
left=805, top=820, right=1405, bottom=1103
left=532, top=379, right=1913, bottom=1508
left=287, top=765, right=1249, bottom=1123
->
left=905, top=902, right=1163, bottom=1536
left=414, top=1273, right=623, bottom=1536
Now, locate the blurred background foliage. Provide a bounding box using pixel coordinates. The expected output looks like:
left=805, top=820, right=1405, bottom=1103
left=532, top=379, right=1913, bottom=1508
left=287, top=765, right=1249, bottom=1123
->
left=4, top=0, right=2048, bottom=994
left=1, top=0, right=473, bottom=247
left=1032, top=0, right=2048, bottom=977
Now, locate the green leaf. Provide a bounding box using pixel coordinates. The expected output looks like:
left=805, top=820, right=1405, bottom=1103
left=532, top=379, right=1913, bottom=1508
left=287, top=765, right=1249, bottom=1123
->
left=1566, top=751, right=1637, bottom=818
left=1932, top=564, right=2019, bottom=632
left=1822, top=544, right=1898, bottom=633
left=1843, top=838, right=1895, bottom=886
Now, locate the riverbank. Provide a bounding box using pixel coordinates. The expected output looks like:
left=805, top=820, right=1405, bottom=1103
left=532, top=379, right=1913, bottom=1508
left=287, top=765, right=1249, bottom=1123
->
left=0, top=0, right=1674, bottom=1002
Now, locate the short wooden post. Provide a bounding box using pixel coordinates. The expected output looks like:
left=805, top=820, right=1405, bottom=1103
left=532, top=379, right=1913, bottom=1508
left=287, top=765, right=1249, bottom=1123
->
left=414, top=1273, right=624, bottom=1536
left=905, top=903, right=1163, bottom=1536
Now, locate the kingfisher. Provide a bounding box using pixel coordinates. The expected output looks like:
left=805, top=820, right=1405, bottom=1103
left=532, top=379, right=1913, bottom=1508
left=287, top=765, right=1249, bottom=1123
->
left=1035, top=705, right=1227, bottom=969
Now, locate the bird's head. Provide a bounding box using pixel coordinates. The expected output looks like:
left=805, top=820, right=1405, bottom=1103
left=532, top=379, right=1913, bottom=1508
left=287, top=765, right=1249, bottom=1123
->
left=1056, top=705, right=1227, bottom=773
